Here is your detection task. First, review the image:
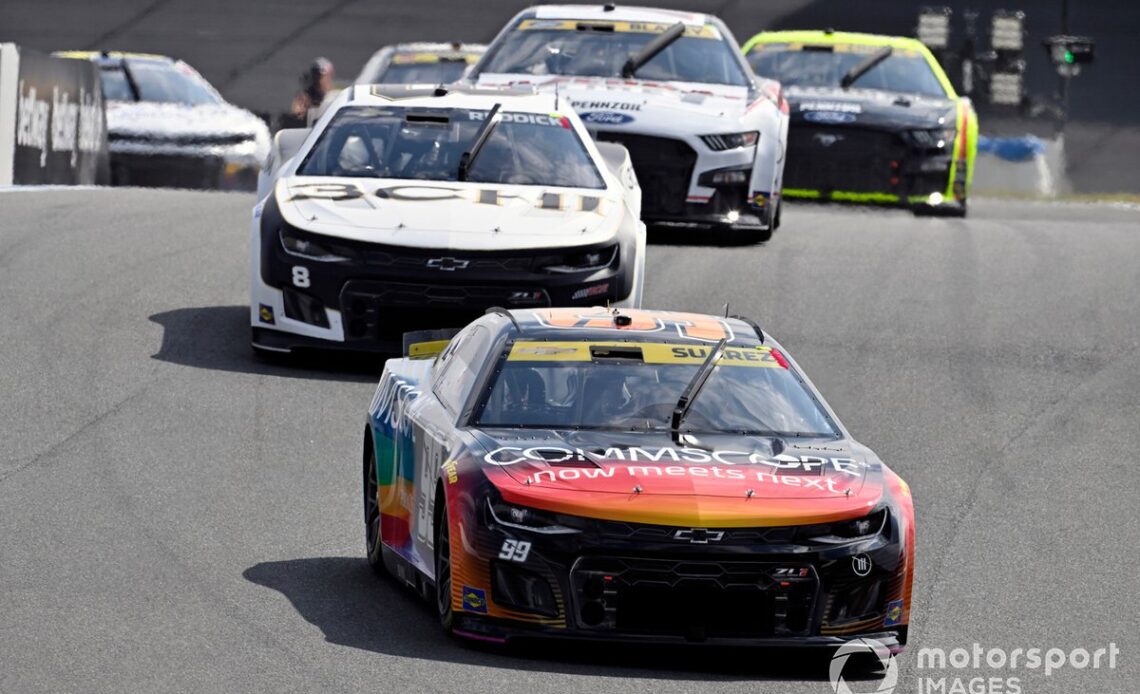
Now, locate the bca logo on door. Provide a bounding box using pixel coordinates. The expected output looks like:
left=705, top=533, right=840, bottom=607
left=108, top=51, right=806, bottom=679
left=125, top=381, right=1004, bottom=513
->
left=829, top=639, right=898, bottom=694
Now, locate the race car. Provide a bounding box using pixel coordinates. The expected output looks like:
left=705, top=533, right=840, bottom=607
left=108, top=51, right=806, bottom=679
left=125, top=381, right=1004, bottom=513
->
left=355, top=43, right=487, bottom=86
left=55, top=51, right=270, bottom=190
left=251, top=85, right=645, bottom=353
left=467, top=5, right=789, bottom=241
left=363, top=306, right=915, bottom=651
left=741, top=31, right=978, bottom=216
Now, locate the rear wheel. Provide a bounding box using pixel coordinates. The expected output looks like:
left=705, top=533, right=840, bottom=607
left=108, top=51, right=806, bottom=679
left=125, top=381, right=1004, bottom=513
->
left=434, top=491, right=455, bottom=632
left=364, top=444, right=384, bottom=574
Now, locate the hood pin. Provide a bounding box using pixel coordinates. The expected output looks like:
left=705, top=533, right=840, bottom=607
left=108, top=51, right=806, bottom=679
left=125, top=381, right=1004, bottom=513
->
left=746, top=489, right=755, bottom=498
left=632, top=485, right=642, bottom=494
left=845, top=488, right=852, bottom=496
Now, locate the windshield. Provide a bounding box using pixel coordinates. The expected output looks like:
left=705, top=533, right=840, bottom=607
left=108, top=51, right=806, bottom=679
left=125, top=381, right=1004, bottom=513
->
left=748, top=44, right=947, bottom=98
left=474, top=341, right=838, bottom=437
left=297, top=106, right=605, bottom=187
left=366, top=55, right=475, bottom=85
left=479, top=19, right=750, bottom=86
left=100, top=60, right=222, bottom=105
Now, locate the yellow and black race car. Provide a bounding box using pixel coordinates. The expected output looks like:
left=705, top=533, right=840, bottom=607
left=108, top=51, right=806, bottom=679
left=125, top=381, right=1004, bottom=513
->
left=742, top=31, right=977, bottom=216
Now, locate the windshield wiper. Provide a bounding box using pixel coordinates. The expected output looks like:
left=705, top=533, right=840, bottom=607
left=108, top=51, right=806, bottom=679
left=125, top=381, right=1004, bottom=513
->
left=840, top=46, right=893, bottom=89
left=621, top=22, right=687, bottom=78
left=457, top=102, right=502, bottom=181
left=669, top=337, right=727, bottom=445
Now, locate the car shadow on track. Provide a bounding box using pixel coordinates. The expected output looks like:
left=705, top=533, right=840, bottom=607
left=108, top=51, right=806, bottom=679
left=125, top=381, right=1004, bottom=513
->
left=243, top=556, right=859, bottom=682
left=148, top=305, right=383, bottom=383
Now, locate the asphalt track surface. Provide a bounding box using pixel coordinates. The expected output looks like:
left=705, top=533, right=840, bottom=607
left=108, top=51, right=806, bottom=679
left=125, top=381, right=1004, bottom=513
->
left=1, top=189, right=1138, bottom=693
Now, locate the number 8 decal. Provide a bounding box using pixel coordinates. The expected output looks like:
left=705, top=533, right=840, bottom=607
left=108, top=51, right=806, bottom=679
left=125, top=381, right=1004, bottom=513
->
left=292, top=266, right=310, bottom=288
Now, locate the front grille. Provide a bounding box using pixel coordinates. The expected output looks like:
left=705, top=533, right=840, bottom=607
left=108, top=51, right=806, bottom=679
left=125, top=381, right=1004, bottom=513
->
left=597, top=521, right=797, bottom=545
left=594, top=132, right=696, bottom=217
left=110, top=132, right=254, bottom=146
left=785, top=125, right=906, bottom=193
left=571, top=556, right=817, bottom=639
left=110, top=153, right=222, bottom=189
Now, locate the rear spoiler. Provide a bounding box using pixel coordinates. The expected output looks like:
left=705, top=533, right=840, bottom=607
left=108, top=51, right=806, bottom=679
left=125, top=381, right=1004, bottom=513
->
left=402, top=328, right=461, bottom=359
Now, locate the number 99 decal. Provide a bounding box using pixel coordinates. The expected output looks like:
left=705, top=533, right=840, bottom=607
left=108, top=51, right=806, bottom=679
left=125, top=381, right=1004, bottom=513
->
left=498, top=539, right=532, bottom=562
left=291, top=266, right=310, bottom=288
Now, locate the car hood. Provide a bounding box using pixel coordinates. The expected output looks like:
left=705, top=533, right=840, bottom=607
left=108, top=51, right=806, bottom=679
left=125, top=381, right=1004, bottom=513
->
left=473, top=429, right=884, bottom=527
left=275, top=176, right=624, bottom=250
left=475, top=74, right=757, bottom=128
left=106, top=101, right=267, bottom=140
left=785, top=86, right=955, bottom=131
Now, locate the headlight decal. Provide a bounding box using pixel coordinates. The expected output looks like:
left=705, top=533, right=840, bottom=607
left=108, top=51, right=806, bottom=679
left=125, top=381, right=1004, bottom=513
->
left=701, top=131, right=759, bottom=151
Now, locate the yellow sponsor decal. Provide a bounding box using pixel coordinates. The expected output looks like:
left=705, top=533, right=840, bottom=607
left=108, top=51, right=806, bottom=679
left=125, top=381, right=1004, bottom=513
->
left=508, top=341, right=784, bottom=367
left=392, top=53, right=444, bottom=64
left=442, top=460, right=458, bottom=485
left=518, top=19, right=720, bottom=39
left=752, top=42, right=917, bottom=57
left=408, top=339, right=451, bottom=359
left=392, top=52, right=478, bottom=65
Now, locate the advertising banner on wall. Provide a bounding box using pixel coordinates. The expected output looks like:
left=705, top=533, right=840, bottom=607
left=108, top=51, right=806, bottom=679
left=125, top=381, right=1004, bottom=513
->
left=0, top=44, right=110, bottom=185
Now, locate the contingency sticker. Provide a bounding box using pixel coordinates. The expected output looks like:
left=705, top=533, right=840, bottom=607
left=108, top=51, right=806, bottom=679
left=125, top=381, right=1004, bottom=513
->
left=518, top=19, right=721, bottom=40
left=507, top=341, right=788, bottom=368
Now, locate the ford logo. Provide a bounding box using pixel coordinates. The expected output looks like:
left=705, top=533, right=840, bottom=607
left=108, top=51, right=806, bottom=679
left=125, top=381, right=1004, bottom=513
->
left=804, top=111, right=856, bottom=124
left=579, top=111, right=635, bottom=125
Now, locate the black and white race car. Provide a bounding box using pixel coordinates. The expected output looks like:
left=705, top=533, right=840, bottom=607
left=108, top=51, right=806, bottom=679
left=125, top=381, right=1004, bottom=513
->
left=251, top=85, right=646, bottom=353
left=56, top=51, right=270, bottom=190
left=467, top=4, right=789, bottom=241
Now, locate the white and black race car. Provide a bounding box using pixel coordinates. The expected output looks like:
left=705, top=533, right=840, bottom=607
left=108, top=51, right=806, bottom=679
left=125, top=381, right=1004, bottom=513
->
left=468, top=4, right=789, bottom=241
left=251, top=85, right=646, bottom=353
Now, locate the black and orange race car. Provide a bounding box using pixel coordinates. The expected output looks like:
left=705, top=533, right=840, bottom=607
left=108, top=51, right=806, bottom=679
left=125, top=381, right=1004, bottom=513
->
left=362, top=307, right=915, bottom=651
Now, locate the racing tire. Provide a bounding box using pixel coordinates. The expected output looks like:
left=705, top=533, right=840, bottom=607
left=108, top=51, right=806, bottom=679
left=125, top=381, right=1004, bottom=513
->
left=364, top=443, right=384, bottom=575
left=433, top=489, right=455, bottom=633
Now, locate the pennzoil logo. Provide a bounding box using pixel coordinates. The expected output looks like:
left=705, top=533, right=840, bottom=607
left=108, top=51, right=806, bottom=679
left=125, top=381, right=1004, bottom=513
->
left=461, top=586, right=488, bottom=613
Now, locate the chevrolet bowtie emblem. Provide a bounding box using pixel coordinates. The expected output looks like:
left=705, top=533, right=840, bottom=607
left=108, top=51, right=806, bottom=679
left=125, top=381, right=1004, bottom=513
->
left=673, top=528, right=725, bottom=544
left=426, top=257, right=469, bottom=271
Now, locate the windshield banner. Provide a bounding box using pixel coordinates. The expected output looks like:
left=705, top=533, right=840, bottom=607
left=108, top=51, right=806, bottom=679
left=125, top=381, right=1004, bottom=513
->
left=518, top=19, right=721, bottom=40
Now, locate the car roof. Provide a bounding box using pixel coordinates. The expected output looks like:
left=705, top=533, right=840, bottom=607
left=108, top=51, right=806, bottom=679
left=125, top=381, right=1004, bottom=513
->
left=495, top=307, right=765, bottom=344
left=337, top=84, right=560, bottom=114
left=528, top=4, right=711, bottom=26
left=744, top=30, right=931, bottom=53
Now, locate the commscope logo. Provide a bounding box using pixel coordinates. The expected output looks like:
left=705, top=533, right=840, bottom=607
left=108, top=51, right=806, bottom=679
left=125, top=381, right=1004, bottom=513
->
left=828, top=641, right=1120, bottom=694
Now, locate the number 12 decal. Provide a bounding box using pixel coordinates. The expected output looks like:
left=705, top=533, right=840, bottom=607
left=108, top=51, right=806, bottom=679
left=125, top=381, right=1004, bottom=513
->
left=498, top=539, right=531, bottom=562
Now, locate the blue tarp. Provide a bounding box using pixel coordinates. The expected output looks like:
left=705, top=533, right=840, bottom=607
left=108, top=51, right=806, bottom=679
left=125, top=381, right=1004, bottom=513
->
left=977, top=135, right=1047, bottom=163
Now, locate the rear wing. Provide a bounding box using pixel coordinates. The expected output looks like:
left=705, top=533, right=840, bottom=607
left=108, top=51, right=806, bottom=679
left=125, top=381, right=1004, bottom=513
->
left=402, top=328, right=461, bottom=359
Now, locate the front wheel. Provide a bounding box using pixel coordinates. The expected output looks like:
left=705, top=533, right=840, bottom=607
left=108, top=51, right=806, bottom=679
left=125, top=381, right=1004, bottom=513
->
left=434, top=492, right=455, bottom=632
left=363, top=444, right=384, bottom=575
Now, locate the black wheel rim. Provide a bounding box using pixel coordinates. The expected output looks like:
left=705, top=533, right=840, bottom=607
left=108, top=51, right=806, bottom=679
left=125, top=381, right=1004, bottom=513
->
left=436, top=513, right=452, bottom=618
left=364, top=449, right=380, bottom=554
